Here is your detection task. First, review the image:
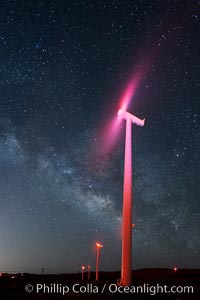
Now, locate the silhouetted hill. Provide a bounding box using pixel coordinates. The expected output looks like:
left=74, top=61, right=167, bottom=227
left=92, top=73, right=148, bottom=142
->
left=0, top=268, right=199, bottom=299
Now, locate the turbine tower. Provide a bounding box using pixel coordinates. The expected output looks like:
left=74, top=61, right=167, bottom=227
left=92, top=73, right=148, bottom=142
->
left=117, top=108, right=145, bottom=286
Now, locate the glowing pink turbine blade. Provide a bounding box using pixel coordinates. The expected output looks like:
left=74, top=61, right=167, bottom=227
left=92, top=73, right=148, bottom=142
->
left=119, top=75, right=140, bottom=111
left=100, top=115, right=122, bottom=156
left=85, top=114, right=123, bottom=173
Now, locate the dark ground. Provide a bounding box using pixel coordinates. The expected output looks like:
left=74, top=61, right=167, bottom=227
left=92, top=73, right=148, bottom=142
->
left=0, top=269, right=199, bottom=299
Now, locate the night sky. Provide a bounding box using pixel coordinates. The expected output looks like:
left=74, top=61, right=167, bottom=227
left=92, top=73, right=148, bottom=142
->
left=0, top=0, right=199, bottom=274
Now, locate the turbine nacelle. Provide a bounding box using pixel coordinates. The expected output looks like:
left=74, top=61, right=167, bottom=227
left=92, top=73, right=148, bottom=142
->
left=117, top=108, right=145, bottom=127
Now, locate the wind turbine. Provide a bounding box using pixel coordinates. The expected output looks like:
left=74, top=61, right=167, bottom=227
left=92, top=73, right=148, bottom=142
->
left=95, top=242, right=103, bottom=281
left=81, top=265, right=85, bottom=280
left=117, top=108, right=145, bottom=286
left=87, top=264, right=91, bottom=280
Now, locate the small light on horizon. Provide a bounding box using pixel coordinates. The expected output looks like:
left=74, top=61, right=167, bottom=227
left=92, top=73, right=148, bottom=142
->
left=173, top=267, right=178, bottom=273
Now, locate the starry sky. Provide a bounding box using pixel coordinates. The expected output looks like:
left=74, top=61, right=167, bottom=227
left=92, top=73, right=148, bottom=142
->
left=0, top=0, right=199, bottom=274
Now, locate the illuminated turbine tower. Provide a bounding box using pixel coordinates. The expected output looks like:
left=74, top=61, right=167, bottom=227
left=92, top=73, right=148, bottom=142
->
left=117, top=108, right=145, bottom=286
